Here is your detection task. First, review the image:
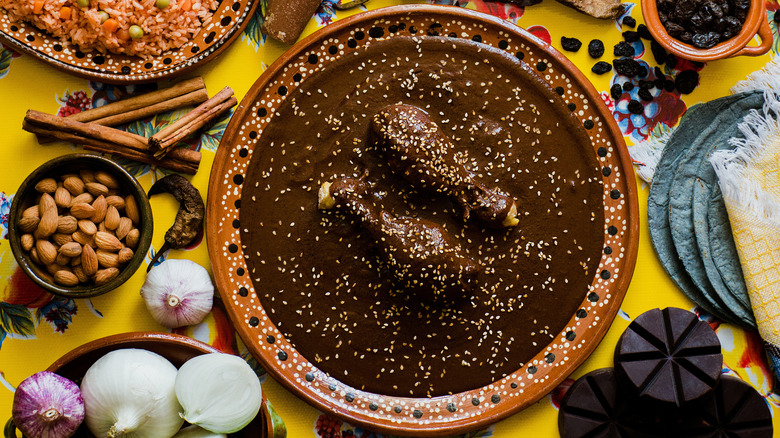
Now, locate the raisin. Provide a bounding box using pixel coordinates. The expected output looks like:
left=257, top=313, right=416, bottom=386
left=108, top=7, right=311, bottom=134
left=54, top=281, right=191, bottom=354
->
left=665, top=53, right=678, bottom=69
left=679, top=32, right=694, bottom=42
left=627, top=99, right=644, bottom=114
left=675, top=70, right=699, bottom=94
left=613, top=58, right=640, bottom=77
left=638, top=88, right=654, bottom=101
left=638, top=65, right=648, bottom=78
left=650, top=40, right=667, bottom=65
left=561, top=36, right=582, bottom=52
left=622, top=30, right=640, bottom=42
left=623, top=16, right=637, bottom=27
left=654, top=66, right=664, bottom=78
left=692, top=31, right=720, bottom=48
left=614, top=41, right=635, bottom=57
left=588, top=39, right=605, bottom=58
left=639, top=80, right=653, bottom=89
left=610, top=83, right=623, bottom=100
left=664, top=79, right=676, bottom=92
left=654, top=77, right=666, bottom=89
left=592, top=61, right=613, bottom=74
left=675, top=0, right=697, bottom=18
left=775, top=11, right=780, bottom=24
left=665, top=21, right=685, bottom=37
left=623, top=82, right=635, bottom=91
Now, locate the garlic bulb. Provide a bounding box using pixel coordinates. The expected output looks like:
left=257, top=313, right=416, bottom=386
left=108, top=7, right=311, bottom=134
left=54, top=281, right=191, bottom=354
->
left=80, top=349, right=183, bottom=438
left=172, top=425, right=227, bottom=438
left=140, top=259, right=214, bottom=328
left=12, top=371, right=84, bottom=438
left=175, top=353, right=262, bottom=434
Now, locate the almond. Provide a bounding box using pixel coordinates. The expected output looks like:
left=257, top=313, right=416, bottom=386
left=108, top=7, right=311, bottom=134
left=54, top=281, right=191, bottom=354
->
left=96, top=249, right=119, bottom=268
left=17, top=216, right=39, bottom=233
left=54, top=270, right=79, bottom=287
left=59, top=242, right=83, bottom=258
left=94, top=267, right=119, bottom=286
left=71, top=193, right=94, bottom=205
left=125, top=228, right=140, bottom=249
left=70, top=202, right=96, bottom=219
left=85, top=182, right=109, bottom=197
left=78, top=169, right=95, bottom=184
left=117, top=247, right=134, bottom=265
left=81, top=245, right=98, bottom=276
left=46, top=263, right=61, bottom=275
left=51, top=233, right=73, bottom=247
left=125, top=196, right=139, bottom=225
left=95, top=171, right=120, bottom=189
left=36, top=208, right=59, bottom=238
left=22, top=205, right=40, bottom=219
left=54, top=187, right=72, bottom=208
left=59, top=173, right=78, bottom=182
left=34, top=178, right=57, bottom=194
left=116, top=217, right=133, bottom=240
left=62, top=176, right=85, bottom=196
left=95, top=231, right=122, bottom=252
left=72, top=230, right=94, bottom=247
left=106, top=195, right=126, bottom=210
left=36, top=240, right=57, bottom=265
left=38, top=193, right=56, bottom=217
left=55, top=253, right=71, bottom=266
left=73, top=265, right=88, bottom=283
left=29, top=248, right=41, bottom=265
left=78, top=219, right=97, bottom=236
left=71, top=255, right=82, bottom=267
left=91, top=195, right=107, bottom=223
left=104, top=206, right=120, bottom=230
left=57, top=215, right=78, bottom=234
left=20, top=234, right=34, bottom=252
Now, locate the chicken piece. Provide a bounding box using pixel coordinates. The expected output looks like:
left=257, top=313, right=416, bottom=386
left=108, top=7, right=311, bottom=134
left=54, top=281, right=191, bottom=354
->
left=371, top=104, right=519, bottom=228
left=318, top=177, right=480, bottom=302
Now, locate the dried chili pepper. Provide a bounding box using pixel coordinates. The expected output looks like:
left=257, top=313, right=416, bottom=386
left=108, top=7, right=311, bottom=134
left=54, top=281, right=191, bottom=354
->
left=147, top=174, right=204, bottom=271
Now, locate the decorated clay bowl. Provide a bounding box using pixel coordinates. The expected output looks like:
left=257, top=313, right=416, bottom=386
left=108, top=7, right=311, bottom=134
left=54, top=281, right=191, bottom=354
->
left=642, top=0, right=772, bottom=61
left=0, top=0, right=257, bottom=83
left=3, top=332, right=276, bottom=438
left=8, top=153, right=153, bottom=298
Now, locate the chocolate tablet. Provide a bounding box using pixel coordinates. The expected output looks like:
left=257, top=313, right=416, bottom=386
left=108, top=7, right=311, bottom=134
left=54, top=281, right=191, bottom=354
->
left=615, top=307, right=722, bottom=407
left=558, top=369, right=658, bottom=438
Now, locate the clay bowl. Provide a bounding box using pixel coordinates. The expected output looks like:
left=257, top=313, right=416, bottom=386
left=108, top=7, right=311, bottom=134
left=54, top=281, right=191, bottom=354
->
left=7, top=154, right=153, bottom=298
left=4, top=332, right=274, bottom=438
left=642, top=0, right=772, bottom=61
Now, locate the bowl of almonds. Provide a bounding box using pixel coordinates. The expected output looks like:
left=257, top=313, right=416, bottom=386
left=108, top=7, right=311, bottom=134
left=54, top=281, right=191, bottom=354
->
left=8, top=154, right=153, bottom=297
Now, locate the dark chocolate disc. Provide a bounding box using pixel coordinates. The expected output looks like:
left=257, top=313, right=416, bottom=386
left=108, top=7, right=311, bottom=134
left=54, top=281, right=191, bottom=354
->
left=615, top=307, right=722, bottom=407
left=679, top=375, right=773, bottom=437
left=558, top=369, right=658, bottom=438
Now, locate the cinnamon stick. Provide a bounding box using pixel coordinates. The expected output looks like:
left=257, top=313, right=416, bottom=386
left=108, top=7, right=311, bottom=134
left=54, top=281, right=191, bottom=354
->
left=91, top=90, right=209, bottom=126
left=153, top=96, right=237, bottom=158
left=26, top=109, right=150, bottom=152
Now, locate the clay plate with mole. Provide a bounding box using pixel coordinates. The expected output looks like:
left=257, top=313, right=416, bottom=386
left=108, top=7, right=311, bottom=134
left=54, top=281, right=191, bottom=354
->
left=0, top=0, right=256, bottom=83
left=208, top=5, right=639, bottom=436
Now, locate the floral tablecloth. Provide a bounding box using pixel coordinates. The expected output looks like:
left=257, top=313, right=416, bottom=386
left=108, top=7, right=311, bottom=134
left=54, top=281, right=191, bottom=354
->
left=1, top=0, right=779, bottom=437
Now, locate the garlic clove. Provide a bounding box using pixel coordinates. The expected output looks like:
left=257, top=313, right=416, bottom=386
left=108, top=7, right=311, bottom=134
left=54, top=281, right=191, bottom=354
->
left=174, top=353, right=262, bottom=434
left=140, top=259, right=214, bottom=328
left=172, top=425, right=227, bottom=438
left=12, top=371, right=84, bottom=438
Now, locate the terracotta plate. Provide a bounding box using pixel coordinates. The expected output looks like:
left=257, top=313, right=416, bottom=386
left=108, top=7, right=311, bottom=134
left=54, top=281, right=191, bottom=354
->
left=0, top=0, right=256, bottom=83
left=208, top=5, right=639, bottom=436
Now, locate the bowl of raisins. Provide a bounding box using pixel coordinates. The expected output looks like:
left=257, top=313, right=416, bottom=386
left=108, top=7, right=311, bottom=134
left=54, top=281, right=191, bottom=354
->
left=642, top=0, right=772, bottom=61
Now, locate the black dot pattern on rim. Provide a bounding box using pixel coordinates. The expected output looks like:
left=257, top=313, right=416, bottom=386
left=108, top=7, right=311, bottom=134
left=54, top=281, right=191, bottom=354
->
left=163, top=57, right=172, bottom=65
left=355, top=30, right=365, bottom=40
left=266, top=335, right=275, bottom=343
left=278, top=86, right=287, bottom=96
left=394, top=406, right=402, bottom=413
left=597, top=147, right=608, bottom=157
left=369, top=27, right=384, bottom=38
left=511, top=382, right=518, bottom=389
left=305, top=372, right=314, bottom=382
left=234, top=199, right=241, bottom=209
left=345, top=393, right=355, bottom=402
left=308, top=53, right=318, bottom=64
left=472, top=34, right=482, bottom=42
left=498, top=39, right=509, bottom=49
left=408, top=25, right=417, bottom=34
left=293, top=73, right=302, bottom=82
left=10, top=25, right=17, bottom=31
left=191, top=46, right=199, bottom=53
left=447, top=403, right=457, bottom=412
left=26, top=35, right=34, bottom=42
left=584, top=120, right=594, bottom=129
left=608, top=225, right=618, bottom=235
left=601, top=270, right=611, bottom=279
left=472, top=398, right=480, bottom=406
left=239, top=148, right=249, bottom=157
left=448, top=32, right=457, bottom=38
left=604, top=246, right=613, bottom=254
left=348, top=38, right=357, bottom=48
left=515, top=51, right=524, bottom=60
left=249, top=316, right=259, bottom=326
left=205, top=32, right=216, bottom=43
left=328, top=384, right=336, bottom=391
left=277, top=351, right=288, bottom=361
left=238, top=286, right=248, bottom=297
left=232, top=1, right=240, bottom=10
left=577, top=309, right=588, bottom=318
left=257, top=107, right=267, bottom=117
left=53, top=44, right=62, bottom=51
left=228, top=243, right=238, bottom=253
left=566, top=331, right=576, bottom=341
left=602, top=166, right=611, bottom=176
left=610, top=189, right=621, bottom=199
left=545, top=353, right=555, bottom=363
left=555, top=86, right=564, bottom=95
left=329, top=45, right=338, bottom=54
left=236, top=267, right=245, bottom=276
left=491, top=394, right=501, bottom=403
left=121, top=66, right=131, bottom=74
left=413, top=410, right=423, bottom=419
left=144, top=62, right=153, bottom=69
left=528, top=366, right=538, bottom=374
left=221, top=16, right=232, bottom=26
left=233, top=174, right=244, bottom=185
left=369, top=402, right=378, bottom=411
left=389, top=24, right=398, bottom=33
left=536, top=61, right=547, bottom=71
left=232, top=217, right=240, bottom=228
left=588, top=292, right=600, bottom=302
left=75, top=51, right=85, bottom=59
left=89, top=55, right=102, bottom=65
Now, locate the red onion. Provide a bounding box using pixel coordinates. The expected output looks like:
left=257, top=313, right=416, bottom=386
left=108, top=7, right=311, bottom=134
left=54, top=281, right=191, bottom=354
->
left=12, top=371, right=84, bottom=438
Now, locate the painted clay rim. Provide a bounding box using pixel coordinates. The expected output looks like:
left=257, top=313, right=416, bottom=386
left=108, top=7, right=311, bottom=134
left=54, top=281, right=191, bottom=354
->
left=7, top=153, right=153, bottom=298
left=641, top=0, right=766, bottom=61
left=44, top=331, right=273, bottom=438
left=0, top=0, right=257, bottom=84
left=207, top=5, right=640, bottom=436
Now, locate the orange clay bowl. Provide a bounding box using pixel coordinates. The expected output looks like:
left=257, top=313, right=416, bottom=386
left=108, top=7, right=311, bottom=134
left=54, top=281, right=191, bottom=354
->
left=642, top=0, right=772, bottom=62
left=4, top=332, right=273, bottom=438
left=207, top=4, right=640, bottom=436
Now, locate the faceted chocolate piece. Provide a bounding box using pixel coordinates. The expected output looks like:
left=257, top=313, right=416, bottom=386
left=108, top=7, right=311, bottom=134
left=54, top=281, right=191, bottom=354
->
left=558, top=369, right=658, bottom=438
left=679, top=375, right=773, bottom=437
left=615, top=307, right=722, bottom=408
